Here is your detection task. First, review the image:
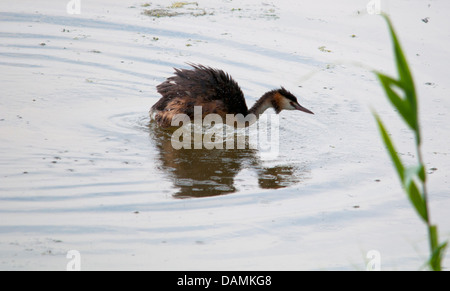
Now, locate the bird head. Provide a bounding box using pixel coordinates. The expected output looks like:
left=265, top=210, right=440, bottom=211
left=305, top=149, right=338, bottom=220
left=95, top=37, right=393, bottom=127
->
left=271, top=87, right=314, bottom=114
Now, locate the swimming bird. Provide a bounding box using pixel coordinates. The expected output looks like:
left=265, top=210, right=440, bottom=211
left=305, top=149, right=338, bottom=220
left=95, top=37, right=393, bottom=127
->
left=150, top=64, right=313, bottom=128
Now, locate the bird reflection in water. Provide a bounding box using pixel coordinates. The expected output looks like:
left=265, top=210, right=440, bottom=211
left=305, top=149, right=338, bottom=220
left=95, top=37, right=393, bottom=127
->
left=148, top=121, right=305, bottom=198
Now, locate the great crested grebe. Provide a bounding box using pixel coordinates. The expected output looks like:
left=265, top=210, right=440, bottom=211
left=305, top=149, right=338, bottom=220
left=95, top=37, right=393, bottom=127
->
left=150, top=64, right=313, bottom=128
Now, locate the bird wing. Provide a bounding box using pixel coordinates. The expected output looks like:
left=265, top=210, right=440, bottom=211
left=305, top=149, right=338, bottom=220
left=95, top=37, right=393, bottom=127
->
left=154, top=64, right=248, bottom=115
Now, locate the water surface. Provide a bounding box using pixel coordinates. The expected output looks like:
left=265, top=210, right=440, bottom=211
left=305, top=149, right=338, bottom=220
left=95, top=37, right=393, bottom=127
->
left=1, top=0, right=449, bottom=270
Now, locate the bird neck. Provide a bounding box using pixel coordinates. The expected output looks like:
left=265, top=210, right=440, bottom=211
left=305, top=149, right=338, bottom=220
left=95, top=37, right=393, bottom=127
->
left=248, top=91, right=276, bottom=118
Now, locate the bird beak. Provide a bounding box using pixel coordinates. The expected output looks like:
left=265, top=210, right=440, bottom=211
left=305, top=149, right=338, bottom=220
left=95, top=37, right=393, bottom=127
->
left=294, top=103, right=314, bottom=114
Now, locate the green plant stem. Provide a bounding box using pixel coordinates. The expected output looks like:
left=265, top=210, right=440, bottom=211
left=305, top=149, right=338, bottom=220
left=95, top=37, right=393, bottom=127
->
left=375, top=14, right=447, bottom=270
left=416, top=140, right=435, bottom=266
left=414, top=129, right=436, bottom=257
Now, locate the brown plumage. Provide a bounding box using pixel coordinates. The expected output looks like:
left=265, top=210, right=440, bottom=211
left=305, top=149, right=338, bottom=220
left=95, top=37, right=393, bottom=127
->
left=150, top=64, right=313, bottom=128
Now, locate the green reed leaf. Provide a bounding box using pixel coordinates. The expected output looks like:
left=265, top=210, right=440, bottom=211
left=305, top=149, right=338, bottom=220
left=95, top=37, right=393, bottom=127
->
left=429, top=227, right=448, bottom=271
left=404, top=165, right=426, bottom=185
left=418, top=164, right=426, bottom=182
left=406, top=181, right=427, bottom=222
left=376, top=73, right=417, bottom=131
left=374, top=114, right=405, bottom=181
left=382, top=15, right=417, bottom=110
left=381, top=13, right=420, bottom=143
left=374, top=14, right=446, bottom=271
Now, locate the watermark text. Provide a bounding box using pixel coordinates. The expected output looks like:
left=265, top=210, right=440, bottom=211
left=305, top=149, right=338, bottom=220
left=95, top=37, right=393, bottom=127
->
left=66, top=0, right=81, bottom=15
left=169, top=107, right=280, bottom=159
left=66, top=250, right=81, bottom=271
